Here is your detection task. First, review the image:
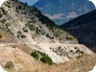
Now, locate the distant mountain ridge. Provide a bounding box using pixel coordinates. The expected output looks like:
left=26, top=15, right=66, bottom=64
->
left=61, top=10, right=96, bottom=27
left=60, top=10, right=96, bottom=52
left=33, top=0, right=95, bottom=25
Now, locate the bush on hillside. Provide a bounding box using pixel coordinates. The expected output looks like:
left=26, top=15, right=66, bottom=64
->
left=40, top=53, right=53, bottom=65
left=4, top=61, right=14, bottom=69
left=31, top=51, right=39, bottom=60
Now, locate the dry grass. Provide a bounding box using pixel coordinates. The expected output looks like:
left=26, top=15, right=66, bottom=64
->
left=51, top=55, right=96, bottom=72
left=0, top=45, right=95, bottom=72
left=0, top=28, right=17, bottom=43
left=14, top=44, right=34, bottom=54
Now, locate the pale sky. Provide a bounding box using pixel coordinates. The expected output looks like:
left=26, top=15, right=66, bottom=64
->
left=89, top=0, right=96, bottom=7
left=19, top=0, right=96, bottom=7
left=0, top=0, right=96, bottom=7
left=20, top=0, right=38, bottom=5
left=20, top=0, right=96, bottom=7
left=0, top=0, right=38, bottom=6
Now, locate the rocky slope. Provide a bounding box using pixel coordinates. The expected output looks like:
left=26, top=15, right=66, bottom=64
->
left=0, top=0, right=95, bottom=72
left=0, top=28, right=17, bottom=43
left=0, top=0, right=79, bottom=63
left=33, top=0, right=95, bottom=25
left=0, top=45, right=95, bottom=72
left=60, top=10, right=96, bottom=52
left=0, top=0, right=78, bottom=44
left=0, top=0, right=94, bottom=61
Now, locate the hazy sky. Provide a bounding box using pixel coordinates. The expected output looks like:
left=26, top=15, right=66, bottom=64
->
left=20, top=0, right=38, bottom=5
left=19, top=0, right=96, bottom=7
left=89, top=0, right=96, bottom=7
left=0, top=0, right=96, bottom=7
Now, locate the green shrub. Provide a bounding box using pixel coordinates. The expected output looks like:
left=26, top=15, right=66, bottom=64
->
left=21, top=35, right=26, bottom=38
left=0, top=34, right=2, bottom=38
left=23, top=27, right=28, bottom=33
left=4, top=61, right=14, bottom=70
left=58, top=46, right=61, bottom=50
left=31, top=51, right=53, bottom=65
left=66, top=36, right=73, bottom=40
left=11, top=0, right=18, bottom=2
left=40, top=53, right=53, bottom=65
left=70, top=50, right=73, bottom=52
left=0, top=7, right=7, bottom=15
left=46, top=34, right=54, bottom=39
left=0, top=14, right=2, bottom=17
left=25, top=21, right=35, bottom=31
left=1, top=19, right=6, bottom=23
left=80, top=51, right=84, bottom=54
left=4, top=1, right=11, bottom=8
left=18, top=5, right=22, bottom=9
left=74, top=47, right=78, bottom=49
left=76, top=49, right=80, bottom=53
left=31, top=51, right=39, bottom=59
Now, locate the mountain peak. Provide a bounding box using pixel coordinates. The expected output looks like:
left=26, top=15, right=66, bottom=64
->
left=34, top=0, right=95, bottom=25
left=60, top=9, right=96, bottom=52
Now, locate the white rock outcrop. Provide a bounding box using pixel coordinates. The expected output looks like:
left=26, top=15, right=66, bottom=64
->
left=0, top=0, right=6, bottom=6
left=89, top=65, right=96, bottom=72
left=0, top=65, right=7, bottom=72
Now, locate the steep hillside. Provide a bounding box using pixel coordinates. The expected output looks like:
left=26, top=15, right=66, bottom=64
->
left=0, top=28, right=17, bottom=43
left=60, top=10, right=96, bottom=52
left=0, top=45, right=95, bottom=72
left=0, top=45, right=49, bottom=72
left=0, top=0, right=77, bottom=44
left=0, top=28, right=94, bottom=72
left=0, top=0, right=95, bottom=62
left=0, top=0, right=79, bottom=63
left=34, top=0, right=95, bottom=25
left=0, top=0, right=95, bottom=72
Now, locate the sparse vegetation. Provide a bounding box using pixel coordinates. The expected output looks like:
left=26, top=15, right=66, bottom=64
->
left=66, top=36, right=73, bottom=40
left=46, top=33, right=54, bottom=39
left=31, top=50, right=39, bottom=60
left=23, top=27, right=28, bottom=33
left=73, top=47, right=84, bottom=58
left=4, top=1, right=11, bottom=8
left=35, top=27, right=41, bottom=35
left=31, top=50, right=53, bottom=65
left=25, top=20, right=36, bottom=31
left=17, top=31, right=26, bottom=38
left=21, top=34, right=26, bottom=38
left=15, top=7, right=19, bottom=13
left=4, top=61, right=14, bottom=70
left=0, top=14, right=2, bottom=17
left=0, top=19, right=6, bottom=23
left=70, top=50, right=73, bottom=52
left=0, top=7, right=7, bottom=15
left=74, top=47, right=78, bottom=49
left=0, top=34, right=2, bottom=38
left=40, top=53, right=53, bottom=65
left=18, top=5, right=22, bottom=9
left=0, top=0, right=94, bottom=72
left=11, top=0, right=18, bottom=2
